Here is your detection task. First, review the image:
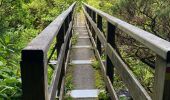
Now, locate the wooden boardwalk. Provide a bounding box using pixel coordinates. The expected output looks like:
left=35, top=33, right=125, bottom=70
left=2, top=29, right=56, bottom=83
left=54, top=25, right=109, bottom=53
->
left=69, top=12, right=98, bottom=99
left=20, top=2, right=170, bottom=100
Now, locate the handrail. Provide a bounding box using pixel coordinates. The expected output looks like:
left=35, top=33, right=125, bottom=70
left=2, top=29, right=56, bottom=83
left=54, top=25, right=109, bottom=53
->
left=83, top=3, right=170, bottom=61
left=83, top=3, right=170, bottom=100
left=20, top=2, right=76, bottom=100
left=22, top=2, right=76, bottom=54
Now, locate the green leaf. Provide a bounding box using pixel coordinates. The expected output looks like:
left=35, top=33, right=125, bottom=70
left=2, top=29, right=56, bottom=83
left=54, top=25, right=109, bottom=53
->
left=0, top=61, right=3, bottom=66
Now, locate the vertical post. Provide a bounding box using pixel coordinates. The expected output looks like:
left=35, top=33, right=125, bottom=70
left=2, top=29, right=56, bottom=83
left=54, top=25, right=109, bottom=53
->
left=57, top=24, right=65, bottom=56
left=69, top=10, right=73, bottom=23
left=153, top=55, right=170, bottom=100
left=65, top=17, right=69, bottom=31
left=92, top=11, right=97, bottom=42
left=97, top=15, right=102, bottom=55
left=106, top=22, right=116, bottom=83
left=21, top=50, right=48, bottom=100
left=92, top=11, right=96, bottom=23
left=90, top=10, right=93, bottom=32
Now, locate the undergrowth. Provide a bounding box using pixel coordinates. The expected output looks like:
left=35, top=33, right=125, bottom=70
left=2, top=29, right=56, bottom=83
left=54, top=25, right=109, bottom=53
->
left=91, top=59, right=109, bottom=100
left=64, top=64, right=74, bottom=100
left=71, top=32, right=79, bottom=46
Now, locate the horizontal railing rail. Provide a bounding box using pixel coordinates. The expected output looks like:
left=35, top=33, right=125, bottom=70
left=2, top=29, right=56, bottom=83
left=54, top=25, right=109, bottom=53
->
left=20, top=2, right=76, bottom=100
left=83, top=3, right=170, bottom=100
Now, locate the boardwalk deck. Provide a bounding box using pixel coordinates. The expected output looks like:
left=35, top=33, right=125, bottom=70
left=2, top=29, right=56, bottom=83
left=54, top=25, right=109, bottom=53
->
left=20, top=3, right=170, bottom=99
left=69, top=13, right=98, bottom=99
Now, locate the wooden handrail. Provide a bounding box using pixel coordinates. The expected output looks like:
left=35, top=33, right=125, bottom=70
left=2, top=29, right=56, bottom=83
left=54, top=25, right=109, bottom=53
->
left=83, top=3, right=170, bottom=100
left=83, top=3, right=170, bottom=61
left=20, top=2, right=76, bottom=100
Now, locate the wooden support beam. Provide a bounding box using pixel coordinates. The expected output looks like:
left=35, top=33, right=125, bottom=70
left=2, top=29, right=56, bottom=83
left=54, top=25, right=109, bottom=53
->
left=154, top=56, right=170, bottom=100
left=97, top=15, right=102, bottom=55
left=106, top=22, right=116, bottom=83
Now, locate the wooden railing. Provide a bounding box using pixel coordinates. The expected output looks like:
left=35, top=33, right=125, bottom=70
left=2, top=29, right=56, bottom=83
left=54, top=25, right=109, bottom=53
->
left=20, top=2, right=76, bottom=100
left=83, top=3, right=170, bottom=100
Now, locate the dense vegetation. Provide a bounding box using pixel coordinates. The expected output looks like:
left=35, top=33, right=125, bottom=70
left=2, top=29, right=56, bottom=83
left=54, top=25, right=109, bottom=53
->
left=0, top=0, right=169, bottom=99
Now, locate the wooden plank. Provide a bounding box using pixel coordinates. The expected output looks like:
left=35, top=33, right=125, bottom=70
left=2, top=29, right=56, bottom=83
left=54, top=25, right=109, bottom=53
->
left=21, top=3, right=76, bottom=100
left=57, top=24, right=65, bottom=56
left=59, top=77, right=65, bottom=100
left=83, top=3, right=170, bottom=60
left=21, top=50, right=48, bottom=100
left=106, top=44, right=151, bottom=100
left=106, top=22, right=116, bottom=83
left=84, top=3, right=170, bottom=100
left=86, top=22, right=118, bottom=100
left=48, top=22, right=73, bottom=100
left=92, top=11, right=96, bottom=23
left=153, top=56, right=170, bottom=100
left=48, top=44, right=65, bottom=100
left=97, top=15, right=102, bottom=55
left=105, top=76, right=119, bottom=100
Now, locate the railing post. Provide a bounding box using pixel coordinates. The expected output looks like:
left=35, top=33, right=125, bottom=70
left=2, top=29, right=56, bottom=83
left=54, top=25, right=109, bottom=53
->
left=153, top=55, right=170, bottom=100
left=57, top=25, right=65, bottom=56
left=21, top=50, right=48, bottom=100
left=65, top=16, right=69, bottom=31
left=92, top=11, right=96, bottom=23
left=90, top=10, right=93, bottom=32
left=106, top=22, right=116, bottom=83
left=97, top=15, right=102, bottom=55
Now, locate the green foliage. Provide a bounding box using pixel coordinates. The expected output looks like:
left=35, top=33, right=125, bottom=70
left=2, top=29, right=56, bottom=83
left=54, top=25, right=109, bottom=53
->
left=71, top=33, right=79, bottom=45
left=64, top=64, right=74, bottom=99
left=95, top=70, right=105, bottom=89
left=92, top=60, right=104, bottom=89
left=113, top=73, right=126, bottom=92
left=119, top=46, right=154, bottom=92
left=98, top=90, right=109, bottom=100
left=92, top=59, right=107, bottom=99
left=91, top=60, right=100, bottom=70
left=65, top=74, right=74, bottom=92
left=64, top=95, right=73, bottom=100
left=65, top=65, right=74, bottom=93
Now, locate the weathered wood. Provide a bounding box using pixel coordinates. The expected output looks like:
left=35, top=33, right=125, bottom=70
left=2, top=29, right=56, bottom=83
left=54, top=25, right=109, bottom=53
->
left=153, top=56, right=170, bottom=100
left=84, top=4, right=151, bottom=99
left=48, top=22, right=73, bottom=100
left=92, top=11, right=96, bottom=23
left=105, top=76, right=119, bottom=100
left=83, top=3, right=170, bottom=60
left=21, top=2, right=75, bottom=100
left=106, top=22, right=116, bottom=83
left=107, top=22, right=116, bottom=48
left=106, top=44, right=151, bottom=100
left=59, top=77, right=65, bottom=100
left=86, top=22, right=118, bottom=100
left=57, top=24, right=65, bottom=57
left=97, top=15, right=102, bottom=31
left=92, top=11, right=97, bottom=42
left=84, top=3, right=170, bottom=100
left=97, top=15, right=102, bottom=55
left=21, top=50, right=48, bottom=100
left=48, top=44, right=64, bottom=100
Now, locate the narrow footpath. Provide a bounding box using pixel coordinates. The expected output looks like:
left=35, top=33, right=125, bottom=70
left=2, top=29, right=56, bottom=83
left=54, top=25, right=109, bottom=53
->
left=69, top=12, right=98, bottom=100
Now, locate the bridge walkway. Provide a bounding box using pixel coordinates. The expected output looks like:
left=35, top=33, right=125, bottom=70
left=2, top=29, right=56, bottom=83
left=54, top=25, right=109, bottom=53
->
left=68, top=12, right=98, bottom=99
